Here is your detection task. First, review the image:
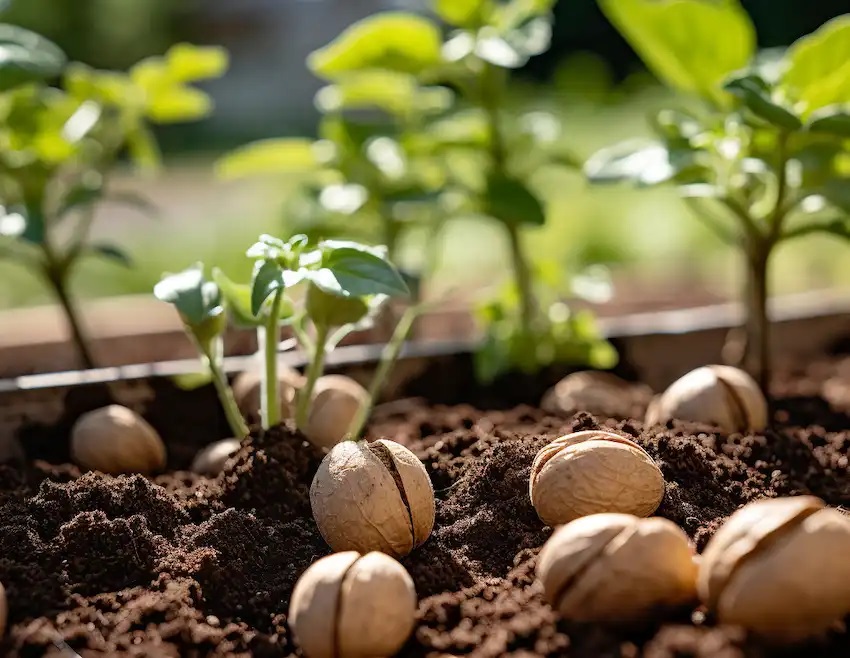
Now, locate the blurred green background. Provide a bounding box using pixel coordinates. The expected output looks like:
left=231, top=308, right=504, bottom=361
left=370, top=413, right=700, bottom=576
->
left=3, top=0, right=850, bottom=312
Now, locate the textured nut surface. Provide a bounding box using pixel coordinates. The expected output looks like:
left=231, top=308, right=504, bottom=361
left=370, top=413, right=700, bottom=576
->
left=190, top=438, right=241, bottom=476
left=647, top=365, right=767, bottom=433
left=71, top=405, right=166, bottom=475
left=542, top=371, right=650, bottom=418
left=232, top=365, right=305, bottom=419
left=310, top=438, right=435, bottom=557
left=537, top=513, right=697, bottom=622
left=305, top=375, right=368, bottom=450
left=290, top=551, right=416, bottom=658
left=0, top=581, right=6, bottom=638
left=530, top=430, right=664, bottom=526
left=698, top=496, right=850, bottom=641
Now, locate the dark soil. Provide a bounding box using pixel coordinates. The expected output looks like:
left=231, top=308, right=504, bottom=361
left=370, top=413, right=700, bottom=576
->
left=3, top=355, right=850, bottom=657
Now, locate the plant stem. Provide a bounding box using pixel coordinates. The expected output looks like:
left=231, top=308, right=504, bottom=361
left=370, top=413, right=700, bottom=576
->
left=44, top=262, right=96, bottom=370
left=506, top=222, right=534, bottom=335
left=204, top=342, right=249, bottom=438
left=742, top=244, right=771, bottom=392
left=260, top=289, right=284, bottom=429
left=348, top=304, right=419, bottom=440
left=295, top=323, right=329, bottom=431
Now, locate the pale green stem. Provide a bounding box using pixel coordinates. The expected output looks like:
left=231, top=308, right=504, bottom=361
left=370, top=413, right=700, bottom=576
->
left=260, top=289, right=284, bottom=429
left=203, top=340, right=249, bottom=438
left=295, top=323, right=330, bottom=430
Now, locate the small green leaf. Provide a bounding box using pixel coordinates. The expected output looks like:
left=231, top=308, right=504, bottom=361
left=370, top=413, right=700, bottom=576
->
left=312, top=246, right=410, bottom=298
left=783, top=15, right=850, bottom=116
left=87, top=243, right=132, bottom=267
left=166, top=43, right=229, bottom=82
left=484, top=173, right=546, bottom=226
left=154, top=264, right=223, bottom=329
left=435, top=0, right=487, bottom=27
left=146, top=86, right=212, bottom=123
left=0, top=25, right=66, bottom=91
left=250, top=259, right=285, bottom=316
left=807, top=106, right=850, bottom=137
left=585, top=139, right=679, bottom=187
left=724, top=74, right=802, bottom=130
left=213, top=268, right=261, bottom=328
left=172, top=370, right=214, bottom=391
left=308, top=12, right=442, bottom=79
left=305, top=282, right=370, bottom=328
left=316, top=71, right=452, bottom=116
left=216, top=138, right=319, bottom=179
left=599, top=0, right=755, bottom=104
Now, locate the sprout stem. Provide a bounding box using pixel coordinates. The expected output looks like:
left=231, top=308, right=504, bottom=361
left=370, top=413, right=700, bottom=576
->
left=204, top=341, right=249, bottom=438
left=348, top=304, right=420, bottom=441
left=260, top=289, right=284, bottom=429
left=296, top=323, right=329, bottom=431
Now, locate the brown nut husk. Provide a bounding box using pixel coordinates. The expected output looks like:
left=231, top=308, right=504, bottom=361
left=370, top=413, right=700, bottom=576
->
left=289, top=551, right=416, bottom=658
left=304, top=375, right=368, bottom=450
left=537, top=513, right=697, bottom=622
left=232, top=365, right=305, bottom=420
left=310, top=438, right=435, bottom=557
left=190, top=438, right=241, bottom=476
left=530, top=430, right=664, bottom=526
left=698, top=496, right=850, bottom=642
left=647, top=365, right=767, bottom=433
left=542, top=371, right=652, bottom=418
left=70, top=405, right=166, bottom=475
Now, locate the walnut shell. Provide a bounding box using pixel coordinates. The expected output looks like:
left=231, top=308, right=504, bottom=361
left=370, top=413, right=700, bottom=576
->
left=190, top=438, right=241, bottom=476
left=647, top=365, right=767, bottom=433
left=698, top=496, right=850, bottom=642
left=310, top=439, right=435, bottom=557
left=537, top=513, right=697, bottom=622
left=305, top=375, right=368, bottom=450
left=542, top=371, right=651, bottom=418
left=232, top=365, right=305, bottom=420
left=70, top=405, right=166, bottom=475
left=289, top=551, right=416, bottom=658
left=530, top=430, right=664, bottom=526
left=0, top=581, right=6, bottom=638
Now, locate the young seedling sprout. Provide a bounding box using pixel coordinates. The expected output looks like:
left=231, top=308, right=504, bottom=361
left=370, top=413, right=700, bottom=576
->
left=0, top=43, right=227, bottom=369
left=587, top=0, right=850, bottom=391
left=154, top=264, right=249, bottom=439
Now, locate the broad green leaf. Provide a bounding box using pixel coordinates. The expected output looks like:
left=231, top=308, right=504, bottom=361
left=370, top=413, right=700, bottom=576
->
left=310, top=246, right=409, bottom=298
left=585, top=139, right=678, bottom=187
left=308, top=13, right=442, bottom=79
left=435, top=0, right=488, bottom=27
left=250, top=259, right=285, bottom=316
left=806, top=106, right=850, bottom=137
left=166, top=43, right=229, bottom=82
left=484, top=173, right=546, bottom=226
left=216, top=138, right=319, bottom=179
left=213, top=267, right=266, bottom=328
left=783, top=15, right=850, bottom=116
left=305, top=282, right=370, bottom=328
left=154, top=264, right=223, bottom=329
left=724, top=74, right=802, bottom=130
left=0, top=25, right=66, bottom=91
left=315, top=71, right=452, bottom=116
left=599, top=0, right=755, bottom=104
left=146, top=86, right=212, bottom=123
left=87, top=243, right=132, bottom=267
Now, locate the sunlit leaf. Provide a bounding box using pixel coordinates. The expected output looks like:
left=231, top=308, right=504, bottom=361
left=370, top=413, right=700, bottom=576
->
left=435, top=0, right=488, bottom=27
left=311, top=246, right=410, bottom=298
left=166, top=43, right=229, bottom=82
left=315, top=70, right=451, bottom=116
left=724, top=74, right=802, bottom=130
left=806, top=106, right=850, bottom=137
left=216, top=138, right=319, bottom=179
left=585, top=139, right=680, bottom=187
left=308, top=13, right=442, bottom=79
left=250, top=259, right=285, bottom=316
left=146, top=86, right=212, bottom=123
left=172, top=370, right=213, bottom=391
left=154, top=264, right=223, bottom=329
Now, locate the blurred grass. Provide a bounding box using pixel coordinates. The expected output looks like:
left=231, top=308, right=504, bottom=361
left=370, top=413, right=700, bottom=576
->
left=3, top=77, right=850, bottom=314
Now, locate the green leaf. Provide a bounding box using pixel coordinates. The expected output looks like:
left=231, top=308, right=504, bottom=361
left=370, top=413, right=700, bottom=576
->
left=484, top=173, right=546, bottom=226
left=154, top=264, right=223, bottom=329
left=172, top=370, right=214, bottom=391
left=806, top=106, right=850, bottom=137
left=599, top=0, right=755, bottom=103
left=0, top=25, right=66, bottom=91
left=87, top=243, right=132, bottom=267
left=724, top=74, right=802, bottom=130
left=213, top=268, right=261, bottom=328
left=783, top=15, right=850, bottom=116
left=18, top=205, right=45, bottom=245
left=820, top=179, right=850, bottom=213
left=315, top=71, right=452, bottom=116
left=305, top=282, right=370, bottom=328
left=308, top=12, right=442, bottom=79
left=250, top=259, right=285, bottom=316
left=126, top=126, right=162, bottom=172
left=435, top=0, right=487, bottom=27
left=59, top=181, right=103, bottom=218
left=165, top=43, right=229, bottom=82
left=309, top=245, right=409, bottom=298
left=145, top=86, right=212, bottom=123
left=585, top=139, right=679, bottom=187
left=216, top=138, right=319, bottom=179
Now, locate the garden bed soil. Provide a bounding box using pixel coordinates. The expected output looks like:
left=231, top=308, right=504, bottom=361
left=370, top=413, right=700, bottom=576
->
left=1, top=355, right=850, bottom=656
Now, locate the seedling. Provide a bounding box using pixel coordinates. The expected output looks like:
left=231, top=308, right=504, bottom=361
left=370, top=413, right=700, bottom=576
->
left=0, top=43, right=227, bottom=368
left=588, top=0, right=850, bottom=390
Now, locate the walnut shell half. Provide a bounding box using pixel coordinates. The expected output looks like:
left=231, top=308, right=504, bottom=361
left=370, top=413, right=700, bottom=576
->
left=71, top=405, right=166, bottom=475
left=537, top=513, right=697, bottom=622
left=530, top=430, right=664, bottom=526
left=698, top=496, right=850, bottom=642
left=289, top=551, right=416, bottom=658
left=304, top=375, right=368, bottom=450
left=310, top=439, right=435, bottom=557
left=190, top=438, right=241, bottom=476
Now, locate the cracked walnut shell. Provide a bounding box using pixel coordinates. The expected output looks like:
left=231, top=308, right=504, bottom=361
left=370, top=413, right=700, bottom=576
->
left=310, top=438, right=435, bottom=557
left=289, top=551, right=416, bottom=658
left=698, top=496, right=850, bottom=642
left=71, top=405, right=166, bottom=475
left=530, top=430, right=664, bottom=526
left=537, top=513, right=697, bottom=622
